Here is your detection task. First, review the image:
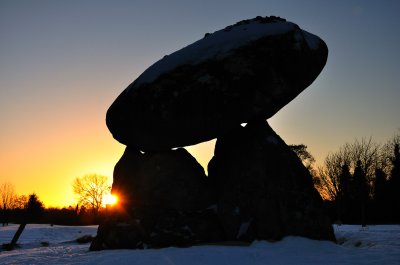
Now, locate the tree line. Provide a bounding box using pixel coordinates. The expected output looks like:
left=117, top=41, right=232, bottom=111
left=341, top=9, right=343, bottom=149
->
left=291, top=132, right=400, bottom=225
left=2, top=134, right=399, bottom=227
left=0, top=174, right=113, bottom=226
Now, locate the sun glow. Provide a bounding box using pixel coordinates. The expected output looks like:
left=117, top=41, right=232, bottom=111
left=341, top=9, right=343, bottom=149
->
left=104, top=194, right=118, bottom=206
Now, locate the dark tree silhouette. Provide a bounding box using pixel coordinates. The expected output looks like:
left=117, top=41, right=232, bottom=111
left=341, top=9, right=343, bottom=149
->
left=289, top=144, right=329, bottom=199
left=373, top=168, right=389, bottom=222
left=289, top=144, right=316, bottom=171
left=315, top=150, right=350, bottom=201
left=0, top=182, right=16, bottom=226
left=337, top=164, right=351, bottom=223
left=294, top=133, right=399, bottom=224
left=374, top=168, right=388, bottom=203
left=315, top=138, right=380, bottom=201
left=389, top=144, right=400, bottom=187
left=352, top=161, right=369, bottom=227
left=13, top=195, right=28, bottom=210
left=388, top=144, right=400, bottom=222
left=3, top=193, right=44, bottom=251
left=26, top=194, right=44, bottom=222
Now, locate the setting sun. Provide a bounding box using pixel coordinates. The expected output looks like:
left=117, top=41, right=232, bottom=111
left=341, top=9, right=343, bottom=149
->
left=104, top=194, right=118, bottom=206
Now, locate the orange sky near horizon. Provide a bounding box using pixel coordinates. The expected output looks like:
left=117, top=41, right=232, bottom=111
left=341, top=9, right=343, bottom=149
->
left=2, top=123, right=124, bottom=208
left=2, top=127, right=217, bottom=208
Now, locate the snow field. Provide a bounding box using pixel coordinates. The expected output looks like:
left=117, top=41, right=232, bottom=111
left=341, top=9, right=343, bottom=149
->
left=1, top=224, right=399, bottom=265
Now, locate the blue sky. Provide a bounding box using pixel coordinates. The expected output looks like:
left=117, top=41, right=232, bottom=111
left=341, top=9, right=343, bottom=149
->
left=0, top=0, right=399, bottom=205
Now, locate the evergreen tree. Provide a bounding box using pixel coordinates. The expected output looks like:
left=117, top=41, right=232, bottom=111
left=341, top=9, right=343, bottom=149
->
left=353, top=160, right=369, bottom=226
left=373, top=168, right=388, bottom=222
left=374, top=168, right=388, bottom=203
left=390, top=144, right=400, bottom=186
left=337, top=164, right=351, bottom=223
left=4, top=194, right=44, bottom=250
left=389, top=144, right=400, bottom=222
left=26, top=193, right=44, bottom=222
left=339, top=164, right=351, bottom=200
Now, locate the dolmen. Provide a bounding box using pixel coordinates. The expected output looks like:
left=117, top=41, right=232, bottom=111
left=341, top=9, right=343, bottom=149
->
left=90, top=16, right=335, bottom=251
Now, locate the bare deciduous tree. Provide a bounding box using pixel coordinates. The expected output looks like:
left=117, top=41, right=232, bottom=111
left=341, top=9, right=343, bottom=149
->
left=0, top=182, right=16, bottom=211
left=289, top=144, right=328, bottom=199
left=380, top=133, right=400, bottom=176
left=13, top=195, right=28, bottom=209
left=315, top=165, right=338, bottom=201
left=347, top=137, right=381, bottom=184
left=314, top=146, right=351, bottom=201
left=314, top=137, right=381, bottom=201
left=1, top=182, right=17, bottom=226
left=72, top=174, right=110, bottom=214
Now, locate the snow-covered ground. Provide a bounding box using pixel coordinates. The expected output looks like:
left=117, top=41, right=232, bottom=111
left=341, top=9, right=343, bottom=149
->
left=1, top=224, right=399, bottom=265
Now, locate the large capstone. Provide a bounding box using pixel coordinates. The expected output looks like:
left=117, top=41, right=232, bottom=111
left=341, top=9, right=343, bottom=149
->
left=106, top=16, right=328, bottom=151
left=208, top=120, right=335, bottom=242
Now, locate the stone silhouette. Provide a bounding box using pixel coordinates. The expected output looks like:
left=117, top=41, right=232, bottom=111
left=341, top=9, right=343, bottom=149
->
left=91, top=16, right=334, bottom=250
left=208, top=120, right=334, bottom=241
left=106, top=16, right=328, bottom=151
left=91, top=148, right=222, bottom=249
left=112, top=147, right=214, bottom=212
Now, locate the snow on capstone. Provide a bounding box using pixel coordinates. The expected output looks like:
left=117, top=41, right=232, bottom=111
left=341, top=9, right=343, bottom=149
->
left=106, top=15, right=328, bottom=150
left=128, top=17, right=315, bottom=90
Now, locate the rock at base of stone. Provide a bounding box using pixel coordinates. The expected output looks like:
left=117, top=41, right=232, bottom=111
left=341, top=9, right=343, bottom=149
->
left=90, top=219, right=146, bottom=250
left=90, top=208, right=224, bottom=250
left=208, top=120, right=335, bottom=242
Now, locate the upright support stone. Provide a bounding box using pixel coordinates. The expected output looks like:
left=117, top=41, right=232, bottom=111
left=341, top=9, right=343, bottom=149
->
left=208, top=120, right=335, bottom=242
left=112, top=147, right=214, bottom=212
left=91, top=147, right=222, bottom=250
